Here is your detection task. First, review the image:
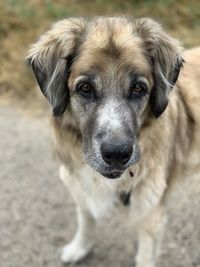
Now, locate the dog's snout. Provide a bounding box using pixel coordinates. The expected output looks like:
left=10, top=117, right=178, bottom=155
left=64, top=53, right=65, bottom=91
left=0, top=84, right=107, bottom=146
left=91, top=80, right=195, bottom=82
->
left=101, top=140, right=133, bottom=166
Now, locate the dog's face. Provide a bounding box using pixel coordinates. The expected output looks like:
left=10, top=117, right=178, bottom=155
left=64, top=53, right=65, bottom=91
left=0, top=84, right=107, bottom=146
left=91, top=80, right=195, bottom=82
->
left=27, top=17, right=183, bottom=178
left=68, top=33, right=151, bottom=178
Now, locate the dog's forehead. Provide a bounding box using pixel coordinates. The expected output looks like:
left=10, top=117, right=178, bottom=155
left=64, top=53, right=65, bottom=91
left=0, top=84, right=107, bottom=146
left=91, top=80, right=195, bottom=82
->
left=69, top=18, right=152, bottom=85
left=83, top=19, right=145, bottom=62
left=85, top=18, right=135, bottom=48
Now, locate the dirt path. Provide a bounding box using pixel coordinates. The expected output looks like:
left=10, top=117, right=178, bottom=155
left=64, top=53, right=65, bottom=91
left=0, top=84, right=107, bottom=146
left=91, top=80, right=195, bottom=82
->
left=0, top=105, right=200, bottom=267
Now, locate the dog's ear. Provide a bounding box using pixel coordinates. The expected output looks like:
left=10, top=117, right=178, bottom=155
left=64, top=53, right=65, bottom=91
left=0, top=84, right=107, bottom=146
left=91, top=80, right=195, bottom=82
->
left=134, top=18, right=184, bottom=117
left=27, top=18, right=85, bottom=116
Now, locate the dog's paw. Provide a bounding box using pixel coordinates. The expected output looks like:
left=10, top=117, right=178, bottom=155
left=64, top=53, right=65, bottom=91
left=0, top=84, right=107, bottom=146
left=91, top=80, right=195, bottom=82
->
left=136, top=263, right=155, bottom=267
left=61, top=240, right=93, bottom=264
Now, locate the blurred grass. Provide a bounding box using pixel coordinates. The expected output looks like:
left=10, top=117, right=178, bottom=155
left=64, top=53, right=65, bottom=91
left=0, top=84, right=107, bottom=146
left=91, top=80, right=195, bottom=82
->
left=0, top=0, right=199, bottom=102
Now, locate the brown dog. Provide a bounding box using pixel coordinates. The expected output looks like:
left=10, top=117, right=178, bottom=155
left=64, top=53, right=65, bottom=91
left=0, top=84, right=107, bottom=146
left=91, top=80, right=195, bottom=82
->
left=27, top=17, right=200, bottom=267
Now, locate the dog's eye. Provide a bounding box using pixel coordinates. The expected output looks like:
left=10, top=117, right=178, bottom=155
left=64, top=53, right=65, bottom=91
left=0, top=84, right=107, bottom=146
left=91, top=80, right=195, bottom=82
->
left=77, top=83, right=94, bottom=99
left=129, top=83, right=147, bottom=99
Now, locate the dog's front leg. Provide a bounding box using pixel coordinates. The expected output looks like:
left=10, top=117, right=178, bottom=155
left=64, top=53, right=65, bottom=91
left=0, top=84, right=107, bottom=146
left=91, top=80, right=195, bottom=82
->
left=135, top=205, right=166, bottom=267
left=60, top=165, right=96, bottom=263
left=61, top=205, right=96, bottom=263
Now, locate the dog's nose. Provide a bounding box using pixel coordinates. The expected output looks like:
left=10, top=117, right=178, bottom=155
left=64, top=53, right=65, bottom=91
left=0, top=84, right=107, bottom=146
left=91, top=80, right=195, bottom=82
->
left=101, top=140, right=133, bottom=166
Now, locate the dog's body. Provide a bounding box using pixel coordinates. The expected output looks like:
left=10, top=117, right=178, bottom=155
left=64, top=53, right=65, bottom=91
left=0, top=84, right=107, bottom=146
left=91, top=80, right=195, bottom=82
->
left=27, top=17, right=200, bottom=267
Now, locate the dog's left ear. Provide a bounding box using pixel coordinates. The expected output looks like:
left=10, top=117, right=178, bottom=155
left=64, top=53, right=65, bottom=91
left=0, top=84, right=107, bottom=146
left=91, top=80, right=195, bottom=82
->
left=134, top=18, right=184, bottom=117
left=27, top=18, right=86, bottom=116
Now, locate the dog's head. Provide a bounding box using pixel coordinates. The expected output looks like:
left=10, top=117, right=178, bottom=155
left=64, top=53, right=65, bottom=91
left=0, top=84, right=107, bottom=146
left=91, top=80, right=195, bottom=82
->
left=27, top=17, right=183, bottom=179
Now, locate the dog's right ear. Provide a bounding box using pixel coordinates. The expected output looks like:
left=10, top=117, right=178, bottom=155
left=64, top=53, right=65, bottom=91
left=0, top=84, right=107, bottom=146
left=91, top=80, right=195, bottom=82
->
left=27, top=18, right=85, bottom=116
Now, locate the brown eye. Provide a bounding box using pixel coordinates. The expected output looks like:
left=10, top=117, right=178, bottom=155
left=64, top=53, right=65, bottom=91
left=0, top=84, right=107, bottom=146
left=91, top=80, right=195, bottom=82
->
left=132, top=84, right=145, bottom=93
left=77, top=82, right=95, bottom=100
left=129, top=83, right=147, bottom=99
left=80, top=83, right=92, bottom=93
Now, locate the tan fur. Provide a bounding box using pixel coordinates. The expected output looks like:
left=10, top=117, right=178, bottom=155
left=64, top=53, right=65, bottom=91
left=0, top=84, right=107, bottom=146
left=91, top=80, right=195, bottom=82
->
left=27, top=17, right=200, bottom=267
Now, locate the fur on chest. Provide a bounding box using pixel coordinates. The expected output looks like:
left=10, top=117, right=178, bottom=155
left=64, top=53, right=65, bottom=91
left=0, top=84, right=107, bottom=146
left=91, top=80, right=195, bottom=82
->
left=60, top=163, right=166, bottom=221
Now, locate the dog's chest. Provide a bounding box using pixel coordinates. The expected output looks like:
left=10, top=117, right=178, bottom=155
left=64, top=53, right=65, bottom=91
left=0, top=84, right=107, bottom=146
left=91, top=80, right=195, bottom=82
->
left=71, top=165, right=142, bottom=218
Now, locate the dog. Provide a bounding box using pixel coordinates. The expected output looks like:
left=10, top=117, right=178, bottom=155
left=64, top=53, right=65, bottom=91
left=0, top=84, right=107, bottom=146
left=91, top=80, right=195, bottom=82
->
left=27, top=17, right=200, bottom=267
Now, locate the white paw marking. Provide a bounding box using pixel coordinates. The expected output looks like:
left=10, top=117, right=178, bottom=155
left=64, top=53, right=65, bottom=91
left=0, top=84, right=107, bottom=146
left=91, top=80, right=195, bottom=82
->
left=61, top=240, right=93, bottom=263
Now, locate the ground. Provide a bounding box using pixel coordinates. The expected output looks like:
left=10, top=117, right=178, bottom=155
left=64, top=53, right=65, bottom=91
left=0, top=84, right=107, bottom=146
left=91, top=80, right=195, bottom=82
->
left=0, top=103, right=200, bottom=267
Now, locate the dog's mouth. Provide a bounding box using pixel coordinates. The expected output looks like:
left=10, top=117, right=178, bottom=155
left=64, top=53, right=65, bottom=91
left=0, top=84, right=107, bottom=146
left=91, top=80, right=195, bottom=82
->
left=100, top=170, right=124, bottom=179
left=99, top=166, right=136, bottom=179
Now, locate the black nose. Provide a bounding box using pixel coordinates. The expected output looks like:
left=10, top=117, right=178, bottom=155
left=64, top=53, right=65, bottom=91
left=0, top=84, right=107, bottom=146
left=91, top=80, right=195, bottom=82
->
left=101, top=140, right=133, bottom=166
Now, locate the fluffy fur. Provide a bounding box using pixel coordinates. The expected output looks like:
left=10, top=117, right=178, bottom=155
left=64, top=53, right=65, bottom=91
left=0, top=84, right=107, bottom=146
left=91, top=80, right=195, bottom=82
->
left=27, top=17, right=200, bottom=267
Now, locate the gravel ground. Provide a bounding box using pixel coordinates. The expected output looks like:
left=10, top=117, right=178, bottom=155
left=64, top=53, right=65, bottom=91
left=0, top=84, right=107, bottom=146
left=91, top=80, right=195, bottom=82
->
left=0, top=105, right=200, bottom=267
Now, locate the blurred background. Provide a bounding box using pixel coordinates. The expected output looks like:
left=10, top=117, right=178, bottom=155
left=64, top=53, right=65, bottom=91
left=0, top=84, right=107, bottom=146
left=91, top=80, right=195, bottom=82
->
left=0, top=1, right=200, bottom=267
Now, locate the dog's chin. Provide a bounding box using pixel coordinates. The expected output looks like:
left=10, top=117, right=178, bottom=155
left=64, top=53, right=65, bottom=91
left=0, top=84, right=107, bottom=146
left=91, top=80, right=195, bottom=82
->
left=100, top=170, right=124, bottom=179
